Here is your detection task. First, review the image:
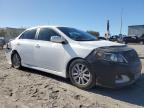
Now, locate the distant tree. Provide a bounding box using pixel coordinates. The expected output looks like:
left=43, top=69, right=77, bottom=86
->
left=87, top=31, right=100, bottom=38
left=142, top=34, right=144, bottom=37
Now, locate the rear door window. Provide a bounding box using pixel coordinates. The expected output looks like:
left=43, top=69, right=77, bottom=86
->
left=20, top=29, right=37, bottom=39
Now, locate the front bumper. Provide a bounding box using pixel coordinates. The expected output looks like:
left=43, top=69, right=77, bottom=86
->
left=86, top=47, right=142, bottom=88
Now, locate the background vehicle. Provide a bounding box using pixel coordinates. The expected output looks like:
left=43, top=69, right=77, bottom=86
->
left=6, top=26, right=141, bottom=89
left=98, top=36, right=106, bottom=40
left=0, top=38, right=5, bottom=49
left=123, top=36, right=144, bottom=44
left=139, top=35, right=144, bottom=44
left=109, top=35, right=119, bottom=42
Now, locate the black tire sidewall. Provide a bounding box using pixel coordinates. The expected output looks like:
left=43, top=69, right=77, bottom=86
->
left=69, top=59, right=96, bottom=89
left=12, top=53, right=21, bottom=69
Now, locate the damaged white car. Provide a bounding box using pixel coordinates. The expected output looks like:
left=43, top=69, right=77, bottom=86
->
left=6, top=26, right=142, bottom=89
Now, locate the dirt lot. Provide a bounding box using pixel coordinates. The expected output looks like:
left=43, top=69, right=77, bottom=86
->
left=0, top=45, right=144, bottom=108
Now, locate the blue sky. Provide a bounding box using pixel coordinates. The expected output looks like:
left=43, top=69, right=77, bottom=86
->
left=0, top=0, right=144, bottom=36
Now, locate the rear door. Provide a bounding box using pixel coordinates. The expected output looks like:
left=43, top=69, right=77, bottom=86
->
left=16, top=29, right=37, bottom=66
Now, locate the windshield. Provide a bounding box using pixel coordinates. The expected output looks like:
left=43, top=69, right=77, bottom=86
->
left=58, top=27, right=97, bottom=41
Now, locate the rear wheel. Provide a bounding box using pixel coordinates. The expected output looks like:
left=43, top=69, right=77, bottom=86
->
left=11, top=52, right=21, bottom=69
left=69, top=59, right=96, bottom=89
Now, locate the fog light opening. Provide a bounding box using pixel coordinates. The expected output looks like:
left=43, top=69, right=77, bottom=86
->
left=115, top=75, right=130, bottom=84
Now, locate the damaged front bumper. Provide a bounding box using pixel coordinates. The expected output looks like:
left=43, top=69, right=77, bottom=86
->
left=86, top=46, right=142, bottom=88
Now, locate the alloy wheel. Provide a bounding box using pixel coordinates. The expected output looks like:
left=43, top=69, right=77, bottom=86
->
left=71, top=63, right=91, bottom=85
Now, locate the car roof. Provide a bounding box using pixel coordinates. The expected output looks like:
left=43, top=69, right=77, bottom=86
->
left=26, top=25, right=69, bottom=31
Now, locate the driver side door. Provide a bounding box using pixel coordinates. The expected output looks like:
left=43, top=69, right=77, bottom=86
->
left=34, top=28, right=66, bottom=72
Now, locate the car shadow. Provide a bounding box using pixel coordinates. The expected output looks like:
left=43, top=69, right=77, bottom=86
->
left=89, top=73, right=144, bottom=107
left=21, top=67, right=71, bottom=84
left=21, top=67, right=144, bottom=107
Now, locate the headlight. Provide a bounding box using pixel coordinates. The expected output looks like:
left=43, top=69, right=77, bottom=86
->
left=96, top=52, right=128, bottom=63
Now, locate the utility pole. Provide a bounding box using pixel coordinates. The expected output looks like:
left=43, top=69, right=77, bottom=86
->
left=120, top=9, right=123, bottom=35
left=105, top=20, right=110, bottom=40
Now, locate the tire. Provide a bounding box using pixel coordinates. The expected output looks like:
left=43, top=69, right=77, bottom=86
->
left=69, top=59, right=96, bottom=89
left=11, top=52, right=21, bottom=69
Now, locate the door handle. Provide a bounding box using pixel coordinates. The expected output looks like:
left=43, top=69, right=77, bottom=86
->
left=35, top=44, right=40, bottom=48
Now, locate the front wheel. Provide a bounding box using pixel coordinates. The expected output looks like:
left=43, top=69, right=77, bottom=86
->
left=69, top=59, right=96, bottom=89
left=11, top=52, right=21, bottom=69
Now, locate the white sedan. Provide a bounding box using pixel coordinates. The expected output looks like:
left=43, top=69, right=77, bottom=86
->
left=6, top=26, right=141, bottom=89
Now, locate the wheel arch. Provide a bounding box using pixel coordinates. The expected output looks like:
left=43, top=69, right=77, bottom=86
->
left=11, top=50, right=20, bottom=60
left=66, top=57, right=86, bottom=78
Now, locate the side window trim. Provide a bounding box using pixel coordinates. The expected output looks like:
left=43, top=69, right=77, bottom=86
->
left=18, top=31, right=25, bottom=39
left=19, top=28, right=37, bottom=40
left=33, top=28, right=38, bottom=40
left=35, top=28, right=40, bottom=40
left=19, top=31, right=25, bottom=39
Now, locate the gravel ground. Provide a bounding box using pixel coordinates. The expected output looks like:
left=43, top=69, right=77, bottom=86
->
left=0, top=46, right=144, bottom=108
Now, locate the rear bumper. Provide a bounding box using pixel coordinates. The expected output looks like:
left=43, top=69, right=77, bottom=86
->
left=5, top=48, right=12, bottom=64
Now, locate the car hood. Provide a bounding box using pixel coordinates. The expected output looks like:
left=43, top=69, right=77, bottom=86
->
left=67, top=40, right=126, bottom=58
left=78, top=40, right=125, bottom=49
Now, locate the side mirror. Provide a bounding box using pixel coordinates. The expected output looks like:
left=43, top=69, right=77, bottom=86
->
left=50, top=36, right=66, bottom=43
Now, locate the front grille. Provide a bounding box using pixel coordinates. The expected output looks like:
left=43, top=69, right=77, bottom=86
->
left=122, top=50, right=139, bottom=63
